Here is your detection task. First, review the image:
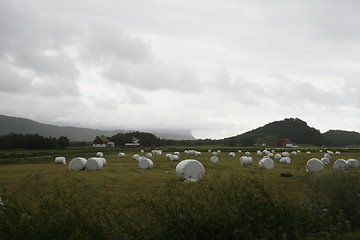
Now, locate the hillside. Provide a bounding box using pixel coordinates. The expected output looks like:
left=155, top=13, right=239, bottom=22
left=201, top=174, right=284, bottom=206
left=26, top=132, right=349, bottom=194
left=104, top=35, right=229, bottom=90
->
left=323, top=130, right=360, bottom=146
left=224, top=118, right=331, bottom=146
left=0, top=115, right=196, bottom=141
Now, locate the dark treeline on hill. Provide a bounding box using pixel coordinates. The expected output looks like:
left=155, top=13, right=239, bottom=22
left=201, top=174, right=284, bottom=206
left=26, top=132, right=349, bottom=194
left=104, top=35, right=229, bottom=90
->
left=0, top=133, right=70, bottom=150
left=323, top=130, right=360, bottom=146
left=221, top=118, right=333, bottom=147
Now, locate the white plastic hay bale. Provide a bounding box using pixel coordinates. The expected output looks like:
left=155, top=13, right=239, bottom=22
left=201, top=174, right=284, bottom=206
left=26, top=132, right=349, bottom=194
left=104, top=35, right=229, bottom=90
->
left=274, top=154, right=282, bottom=160
left=174, top=152, right=180, bottom=156
left=239, top=156, right=252, bottom=166
left=319, top=150, right=323, bottom=153
left=97, top=157, right=106, bottom=166
left=282, top=152, right=290, bottom=157
left=229, top=152, right=235, bottom=157
left=267, top=153, right=274, bottom=158
left=291, top=151, right=297, bottom=155
left=55, top=157, right=66, bottom=164
left=96, top=152, right=103, bottom=157
left=259, top=157, right=274, bottom=169
left=212, top=151, right=218, bottom=156
left=217, top=150, right=221, bottom=153
left=195, top=151, right=201, bottom=156
left=138, top=158, right=153, bottom=170
left=333, top=159, right=348, bottom=170
left=165, top=153, right=172, bottom=159
left=210, top=156, right=219, bottom=163
left=69, top=157, right=87, bottom=171
left=118, top=152, right=126, bottom=158
left=306, top=158, right=324, bottom=172
left=306, top=151, right=311, bottom=155
left=238, top=150, right=242, bottom=153
left=169, top=154, right=179, bottom=161
left=324, top=153, right=331, bottom=159
left=297, top=150, right=301, bottom=153
left=133, top=154, right=140, bottom=161
left=321, top=157, right=331, bottom=165
left=347, top=159, right=360, bottom=168
left=145, top=153, right=153, bottom=158
left=257, top=150, right=262, bottom=155
left=245, top=151, right=250, bottom=156
left=175, top=159, right=205, bottom=182
left=85, top=157, right=104, bottom=170
left=335, top=151, right=341, bottom=155
left=279, top=157, right=291, bottom=164
left=208, top=149, right=211, bottom=153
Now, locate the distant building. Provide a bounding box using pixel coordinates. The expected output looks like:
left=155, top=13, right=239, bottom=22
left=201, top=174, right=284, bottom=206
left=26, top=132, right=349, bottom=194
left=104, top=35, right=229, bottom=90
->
left=93, top=135, right=114, bottom=147
left=277, top=138, right=293, bottom=147
left=125, top=136, right=141, bottom=148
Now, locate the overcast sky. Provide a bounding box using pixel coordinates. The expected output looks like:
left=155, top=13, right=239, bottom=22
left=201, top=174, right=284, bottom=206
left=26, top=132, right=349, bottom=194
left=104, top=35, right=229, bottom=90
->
left=1, top=0, right=360, bottom=139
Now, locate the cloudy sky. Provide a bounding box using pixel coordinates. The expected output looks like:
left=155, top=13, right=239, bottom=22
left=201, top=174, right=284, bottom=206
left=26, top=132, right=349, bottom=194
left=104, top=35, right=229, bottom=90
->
left=1, top=0, right=360, bottom=139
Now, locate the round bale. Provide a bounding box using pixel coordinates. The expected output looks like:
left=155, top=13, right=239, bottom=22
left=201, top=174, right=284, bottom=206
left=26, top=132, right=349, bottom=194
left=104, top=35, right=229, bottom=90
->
left=306, top=158, right=324, bottom=172
left=210, top=156, right=219, bottom=163
left=69, top=157, right=87, bottom=171
left=96, top=152, right=103, bottom=157
left=259, top=157, right=274, bottom=169
left=85, top=157, right=104, bottom=170
left=55, top=157, right=66, bottom=164
left=175, top=159, right=205, bottom=182
left=138, top=158, right=153, bottom=170
left=347, top=159, right=360, bottom=168
left=279, top=157, right=291, bottom=164
left=333, top=159, right=348, bottom=170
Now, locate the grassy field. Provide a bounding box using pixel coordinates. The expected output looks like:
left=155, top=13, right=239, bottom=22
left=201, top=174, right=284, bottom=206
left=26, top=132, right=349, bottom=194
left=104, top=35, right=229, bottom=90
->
left=1, top=147, right=360, bottom=239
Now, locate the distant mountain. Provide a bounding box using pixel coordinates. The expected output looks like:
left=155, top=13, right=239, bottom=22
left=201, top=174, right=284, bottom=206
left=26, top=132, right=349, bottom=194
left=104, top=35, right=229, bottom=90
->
left=224, top=118, right=331, bottom=146
left=0, top=115, right=196, bottom=141
left=323, top=130, right=360, bottom=146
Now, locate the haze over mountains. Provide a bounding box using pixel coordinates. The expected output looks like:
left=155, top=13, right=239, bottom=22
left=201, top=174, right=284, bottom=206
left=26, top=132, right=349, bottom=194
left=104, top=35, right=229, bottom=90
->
left=1, top=115, right=360, bottom=146
left=0, top=115, right=195, bottom=141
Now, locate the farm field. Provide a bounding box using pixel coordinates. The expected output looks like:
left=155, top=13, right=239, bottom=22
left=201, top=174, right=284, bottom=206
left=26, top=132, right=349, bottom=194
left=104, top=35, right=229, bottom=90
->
left=1, top=147, right=360, bottom=239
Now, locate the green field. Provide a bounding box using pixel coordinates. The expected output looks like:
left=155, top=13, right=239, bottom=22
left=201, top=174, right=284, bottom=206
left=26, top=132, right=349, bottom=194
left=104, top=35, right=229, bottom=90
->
left=1, top=147, right=360, bottom=239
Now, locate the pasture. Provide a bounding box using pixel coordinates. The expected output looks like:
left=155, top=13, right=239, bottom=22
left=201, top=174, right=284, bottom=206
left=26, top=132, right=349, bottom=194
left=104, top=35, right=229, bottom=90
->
left=1, top=147, right=360, bottom=239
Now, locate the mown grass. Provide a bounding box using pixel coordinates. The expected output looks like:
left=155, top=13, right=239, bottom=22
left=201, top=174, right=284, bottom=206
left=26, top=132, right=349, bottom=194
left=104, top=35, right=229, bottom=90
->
left=1, top=148, right=360, bottom=239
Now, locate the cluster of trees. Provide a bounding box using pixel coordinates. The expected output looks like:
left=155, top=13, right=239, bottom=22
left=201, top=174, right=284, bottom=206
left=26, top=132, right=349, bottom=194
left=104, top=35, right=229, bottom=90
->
left=0, top=133, right=69, bottom=150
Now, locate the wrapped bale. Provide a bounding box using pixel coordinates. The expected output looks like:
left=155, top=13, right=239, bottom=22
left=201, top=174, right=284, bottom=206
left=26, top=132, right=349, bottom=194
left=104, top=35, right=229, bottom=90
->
left=245, top=151, right=251, bottom=156
left=55, top=157, right=66, bottom=164
left=347, top=159, right=360, bottom=168
left=274, top=154, right=282, bottom=160
left=210, top=156, right=219, bottom=163
left=176, top=159, right=205, bottom=182
left=229, top=152, right=235, bottom=157
left=195, top=151, right=202, bottom=156
left=133, top=154, right=141, bottom=161
left=118, top=152, right=126, bottom=158
left=138, top=158, right=153, bottom=170
left=69, top=157, right=87, bottom=171
left=85, top=157, right=104, bottom=171
left=279, top=157, right=291, bottom=164
left=321, top=157, right=330, bottom=165
left=212, top=152, right=218, bottom=156
left=96, top=152, right=103, bottom=157
left=145, top=153, right=153, bottom=158
left=333, top=159, right=348, bottom=170
left=239, top=156, right=252, bottom=166
left=306, top=158, right=324, bottom=172
left=259, top=157, right=274, bottom=169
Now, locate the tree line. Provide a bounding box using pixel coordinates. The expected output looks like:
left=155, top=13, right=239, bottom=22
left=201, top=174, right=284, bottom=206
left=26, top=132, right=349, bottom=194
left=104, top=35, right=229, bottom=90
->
left=0, top=133, right=70, bottom=150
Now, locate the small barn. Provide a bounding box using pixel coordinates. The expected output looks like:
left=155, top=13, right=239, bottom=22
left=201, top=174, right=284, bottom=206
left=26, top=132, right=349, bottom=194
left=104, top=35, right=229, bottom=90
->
left=93, top=135, right=114, bottom=148
left=277, top=138, right=293, bottom=147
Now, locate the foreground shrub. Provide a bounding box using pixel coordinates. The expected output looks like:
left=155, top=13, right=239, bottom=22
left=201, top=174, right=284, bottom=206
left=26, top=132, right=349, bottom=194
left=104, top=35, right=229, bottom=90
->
left=1, top=174, right=360, bottom=239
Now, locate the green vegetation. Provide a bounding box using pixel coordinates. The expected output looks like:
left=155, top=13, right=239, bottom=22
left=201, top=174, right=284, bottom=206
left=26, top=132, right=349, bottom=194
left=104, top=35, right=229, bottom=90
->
left=323, top=130, right=360, bottom=146
left=1, top=148, right=360, bottom=239
left=0, top=133, right=70, bottom=150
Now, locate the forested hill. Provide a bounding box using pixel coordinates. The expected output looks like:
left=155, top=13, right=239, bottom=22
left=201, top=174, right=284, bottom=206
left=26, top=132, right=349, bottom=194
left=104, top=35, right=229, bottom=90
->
left=0, top=115, right=196, bottom=141
left=223, top=118, right=331, bottom=146
left=323, top=130, right=360, bottom=146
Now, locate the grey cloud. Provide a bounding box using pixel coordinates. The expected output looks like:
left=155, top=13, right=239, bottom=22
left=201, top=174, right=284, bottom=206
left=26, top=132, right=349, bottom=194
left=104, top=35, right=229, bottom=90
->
left=0, top=62, right=31, bottom=93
